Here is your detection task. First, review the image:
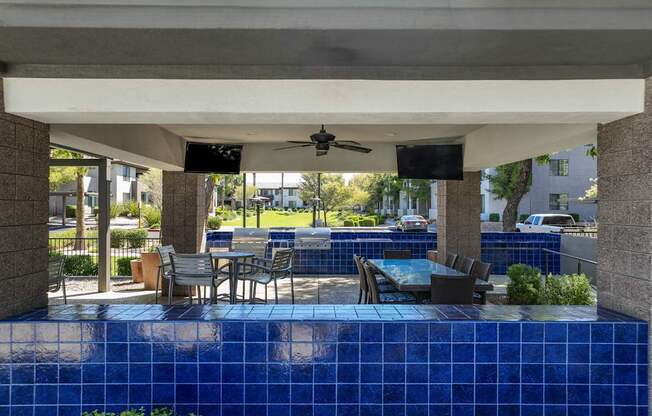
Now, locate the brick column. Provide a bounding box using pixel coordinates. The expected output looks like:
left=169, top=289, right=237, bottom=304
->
left=597, top=77, right=652, bottom=318
left=597, top=76, right=652, bottom=410
left=436, top=172, right=482, bottom=263
left=0, top=79, right=50, bottom=318
left=160, top=171, right=209, bottom=253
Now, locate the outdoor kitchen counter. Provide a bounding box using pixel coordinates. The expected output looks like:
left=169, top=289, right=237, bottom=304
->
left=1, top=305, right=647, bottom=415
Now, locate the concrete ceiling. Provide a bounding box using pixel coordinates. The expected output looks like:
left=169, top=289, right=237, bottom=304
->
left=1, top=1, right=652, bottom=79
left=162, top=124, right=483, bottom=144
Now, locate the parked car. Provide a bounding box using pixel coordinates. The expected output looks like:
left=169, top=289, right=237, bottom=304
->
left=397, top=215, right=429, bottom=232
left=516, top=214, right=578, bottom=233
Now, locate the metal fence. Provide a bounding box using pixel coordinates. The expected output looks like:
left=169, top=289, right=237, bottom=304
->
left=554, top=229, right=598, bottom=238
left=48, top=237, right=161, bottom=277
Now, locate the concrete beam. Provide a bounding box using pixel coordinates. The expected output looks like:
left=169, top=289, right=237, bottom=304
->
left=4, top=78, right=644, bottom=124
left=50, top=124, right=185, bottom=170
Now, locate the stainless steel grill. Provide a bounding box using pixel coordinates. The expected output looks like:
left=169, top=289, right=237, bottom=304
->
left=231, top=227, right=270, bottom=258
left=294, top=227, right=331, bottom=250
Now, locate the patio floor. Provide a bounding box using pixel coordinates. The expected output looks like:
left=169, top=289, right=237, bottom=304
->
left=48, top=275, right=508, bottom=305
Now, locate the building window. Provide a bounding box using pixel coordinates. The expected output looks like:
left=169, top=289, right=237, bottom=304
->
left=123, top=192, right=132, bottom=202
left=121, top=165, right=132, bottom=178
left=288, top=189, right=295, bottom=197
left=288, top=200, right=296, bottom=208
left=480, top=194, right=486, bottom=214
left=86, top=195, right=97, bottom=208
left=549, top=159, right=569, bottom=176
left=549, top=193, right=569, bottom=211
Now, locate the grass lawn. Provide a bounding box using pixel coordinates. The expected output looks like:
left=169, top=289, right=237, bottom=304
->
left=221, top=210, right=344, bottom=227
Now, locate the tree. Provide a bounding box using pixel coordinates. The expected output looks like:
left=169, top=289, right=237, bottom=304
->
left=139, top=169, right=162, bottom=208
left=49, top=149, right=88, bottom=249
left=485, top=159, right=533, bottom=232
left=299, top=173, right=352, bottom=226
left=211, top=174, right=242, bottom=210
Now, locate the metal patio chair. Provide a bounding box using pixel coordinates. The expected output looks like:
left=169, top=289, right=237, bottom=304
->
left=155, top=245, right=175, bottom=303
left=168, top=253, right=229, bottom=305
left=363, top=263, right=415, bottom=304
left=471, top=260, right=492, bottom=304
left=430, top=274, right=476, bottom=305
left=455, top=256, right=475, bottom=274
left=445, top=253, right=458, bottom=269
left=353, top=255, right=397, bottom=304
left=239, top=248, right=295, bottom=304
left=48, top=256, right=67, bottom=304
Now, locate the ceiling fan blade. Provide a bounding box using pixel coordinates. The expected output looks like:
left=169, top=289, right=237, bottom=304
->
left=274, top=144, right=314, bottom=151
left=286, top=140, right=313, bottom=144
left=332, top=142, right=372, bottom=153
left=334, top=140, right=361, bottom=145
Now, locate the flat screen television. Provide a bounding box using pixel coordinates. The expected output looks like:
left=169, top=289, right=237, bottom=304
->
left=184, top=143, right=243, bottom=174
left=396, top=144, right=464, bottom=180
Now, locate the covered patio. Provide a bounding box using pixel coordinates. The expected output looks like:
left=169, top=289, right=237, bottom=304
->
left=0, top=1, right=651, bottom=415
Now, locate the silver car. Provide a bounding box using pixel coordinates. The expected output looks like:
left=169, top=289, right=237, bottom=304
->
left=397, top=215, right=429, bottom=232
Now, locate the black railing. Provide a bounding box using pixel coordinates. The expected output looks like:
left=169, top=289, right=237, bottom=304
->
left=48, top=237, right=161, bottom=277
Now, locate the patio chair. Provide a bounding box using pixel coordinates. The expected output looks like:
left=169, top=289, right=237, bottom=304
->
left=48, top=256, right=67, bottom=304
left=471, top=261, right=492, bottom=304
left=363, top=263, right=416, bottom=304
left=455, top=256, right=475, bottom=274
left=239, top=248, right=295, bottom=304
left=353, top=255, right=397, bottom=304
left=168, top=253, right=229, bottom=305
left=220, top=228, right=270, bottom=301
left=383, top=249, right=411, bottom=259
left=155, top=245, right=175, bottom=303
left=430, top=275, right=476, bottom=304
left=445, top=253, right=458, bottom=268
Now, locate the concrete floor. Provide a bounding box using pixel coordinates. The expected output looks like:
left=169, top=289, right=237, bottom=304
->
left=48, top=275, right=362, bottom=305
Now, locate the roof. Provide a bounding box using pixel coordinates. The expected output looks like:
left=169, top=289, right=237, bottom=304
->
left=255, top=181, right=300, bottom=189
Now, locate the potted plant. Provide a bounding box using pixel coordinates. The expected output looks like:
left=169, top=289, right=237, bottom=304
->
left=130, top=259, right=143, bottom=283
left=141, top=246, right=160, bottom=290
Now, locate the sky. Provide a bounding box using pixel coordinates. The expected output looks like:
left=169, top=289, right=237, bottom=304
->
left=245, top=172, right=356, bottom=184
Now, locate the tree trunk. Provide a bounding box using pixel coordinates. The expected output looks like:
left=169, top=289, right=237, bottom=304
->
left=502, top=159, right=533, bottom=232
left=220, top=177, right=226, bottom=210
left=74, top=170, right=85, bottom=250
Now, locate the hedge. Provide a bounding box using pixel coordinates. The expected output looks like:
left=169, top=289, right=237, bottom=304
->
left=343, top=219, right=355, bottom=227
left=110, top=229, right=148, bottom=248
left=52, top=254, right=99, bottom=276
left=65, top=205, right=76, bottom=218
left=519, top=214, right=530, bottom=222
left=359, top=218, right=376, bottom=226
left=506, top=263, right=593, bottom=305
left=489, top=213, right=500, bottom=222
left=207, top=216, right=222, bottom=230
left=115, top=256, right=138, bottom=276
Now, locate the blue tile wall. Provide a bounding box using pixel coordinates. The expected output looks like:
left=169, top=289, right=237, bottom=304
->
left=207, top=231, right=561, bottom=275
left=0, top=305, right=647, bottom=416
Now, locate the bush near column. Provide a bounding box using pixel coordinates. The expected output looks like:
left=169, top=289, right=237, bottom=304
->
left=207, top=216, right=222, bottom=229
left=489, top=213, right=500, bottom=222
left=506, top=264, right=593, bottom=305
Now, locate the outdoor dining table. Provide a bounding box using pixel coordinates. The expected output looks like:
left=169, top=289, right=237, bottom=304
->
left=368, top=258, right=494, bottom=303
left=210, top=251, right=255, bottom=304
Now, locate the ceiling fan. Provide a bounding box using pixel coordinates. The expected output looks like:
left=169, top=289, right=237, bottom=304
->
left=274, top=125, right=372, bottom=157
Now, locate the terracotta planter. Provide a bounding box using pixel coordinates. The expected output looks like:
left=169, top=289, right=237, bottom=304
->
left=141, top=252, right=160, bottom=290
left=130, top=260, right=143, bottom=283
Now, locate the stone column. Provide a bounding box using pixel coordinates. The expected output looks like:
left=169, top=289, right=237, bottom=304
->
left=437, top=171, right=481, bottom=263
left=0, top=79, right=50, bottom=318
left=161, top=171, right=209, bottom=253
left=597, top=77, right=652, bottom=318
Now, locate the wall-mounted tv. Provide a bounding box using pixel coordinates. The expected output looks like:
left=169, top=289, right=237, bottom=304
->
left=396, top=144, right=464, bottom=180
left=184, top=143, right=243, bottom=174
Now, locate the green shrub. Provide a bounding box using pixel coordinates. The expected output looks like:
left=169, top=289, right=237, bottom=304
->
left=544, top=273, right=593, bottom=305
left=343, top=219, right=355, bottom=227
left=506, top=264, right=543, bottom=305
left=65, top=205, right=76, bottom=218
left=519, top=214, right=530, bottom=222
left=62, top=255, right=99, bottom=276
left=142, top=206, right=161, bottom=228
left=359, top=218, right=376, bottom=226
left=111, top=228, right=148, bottom=248
left=116, top=257, right=138, bottom=276
left=207, top=216, right=222, bottom=230
left=489, top=213, right=500, bottom=222
left=109, top=204, right=118, bottom=218
left=569, top=213, right=580, bottom=222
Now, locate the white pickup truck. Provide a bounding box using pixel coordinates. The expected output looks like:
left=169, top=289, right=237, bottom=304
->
left=516, top=214, right=578, bottom=233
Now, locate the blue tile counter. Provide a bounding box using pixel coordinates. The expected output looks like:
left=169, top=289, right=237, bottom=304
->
left=0, top=305, right=647, bottom=416
left=207, top=231, right=561, bottom=275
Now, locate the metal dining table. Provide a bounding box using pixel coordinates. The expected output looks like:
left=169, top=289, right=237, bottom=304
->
left=368, top=258, right=494, bottom=303
left=210, top=251, right=255, bottom=304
